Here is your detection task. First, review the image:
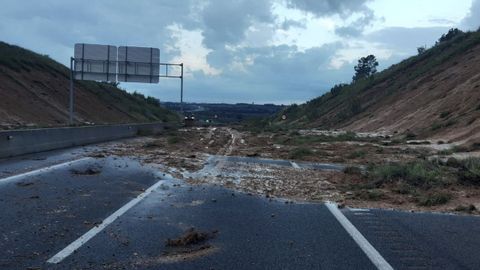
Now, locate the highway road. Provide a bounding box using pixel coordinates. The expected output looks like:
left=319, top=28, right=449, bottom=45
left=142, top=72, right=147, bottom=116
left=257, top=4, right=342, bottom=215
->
left=0, top=143, right=479, bottom=269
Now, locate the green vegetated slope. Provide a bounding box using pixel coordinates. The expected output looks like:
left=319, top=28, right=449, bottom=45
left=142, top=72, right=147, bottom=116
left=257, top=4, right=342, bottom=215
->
left=273, top=29, right=480, bottom=142
left=0, top=41, right=179, bottom=129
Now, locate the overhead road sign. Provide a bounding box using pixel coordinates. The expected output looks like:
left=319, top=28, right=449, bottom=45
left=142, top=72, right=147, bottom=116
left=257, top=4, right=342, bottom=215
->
left=74, top=43, right=117, bottom=82
left=117, top=46, right=160, bottom=83
left=68, top=43, right=183, bottom=126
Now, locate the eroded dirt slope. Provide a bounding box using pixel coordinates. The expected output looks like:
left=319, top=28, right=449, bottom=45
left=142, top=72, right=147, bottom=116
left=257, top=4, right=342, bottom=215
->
left=0, top=42, right=177, bottom=129
left=343, top=43, right=480, bottom=143
left=278, top=30, right=480, bottom=144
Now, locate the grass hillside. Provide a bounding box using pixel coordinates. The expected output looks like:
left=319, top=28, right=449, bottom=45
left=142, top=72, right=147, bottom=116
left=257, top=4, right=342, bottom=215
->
left=0, top=41, right=179, bottom=129
left=262, top=29, right=480, bottom=143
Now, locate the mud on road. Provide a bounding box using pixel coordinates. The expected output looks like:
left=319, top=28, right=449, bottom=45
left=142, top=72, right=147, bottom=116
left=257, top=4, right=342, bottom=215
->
left=89, top=127, right=480, bottom=215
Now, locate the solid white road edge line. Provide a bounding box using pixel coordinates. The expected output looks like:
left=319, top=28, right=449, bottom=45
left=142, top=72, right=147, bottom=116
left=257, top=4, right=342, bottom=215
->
left=0, top=157, right=92, bottom=184
left=325, top=202, right=394, bottom=270
left=46, top=178, right=165, bottom=264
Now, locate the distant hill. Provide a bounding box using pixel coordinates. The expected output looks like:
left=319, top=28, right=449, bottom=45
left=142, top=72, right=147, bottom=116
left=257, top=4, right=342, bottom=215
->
left=273, top=29, right=480, bottom=143
left=0, top=42, right=179, bottom=129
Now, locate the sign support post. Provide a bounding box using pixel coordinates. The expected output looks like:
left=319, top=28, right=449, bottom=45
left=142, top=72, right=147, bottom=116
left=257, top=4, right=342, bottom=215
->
left=180, top=63, right=184, bottom=115
left=69, top=57, right=74, bottom=125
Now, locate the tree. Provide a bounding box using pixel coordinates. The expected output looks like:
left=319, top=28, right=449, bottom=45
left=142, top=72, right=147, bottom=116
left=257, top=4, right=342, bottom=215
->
left=330, top=83, right=348, bottom=96
left=437, top=28, right=463, bottom=44
left=353, top=54, right=378, bottom=82
left=417, top=46, right=426, bottom=55
left=104, top=81, right=120, bottom=87
left=146, top=96, right=160, bottom=107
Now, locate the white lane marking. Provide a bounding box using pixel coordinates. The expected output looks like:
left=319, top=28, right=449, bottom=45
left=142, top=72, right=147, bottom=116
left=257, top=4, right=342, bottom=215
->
left=47, top=178, right=165, bottom=264
left=350, top=208, right=371, bottom=212
left=290, top=161, right=301, bottom=169
left=0, top=157, right=92, bottom=184
left=354, top=212, right=375, bottom=216
left=325, top=202, right=394, bottom=270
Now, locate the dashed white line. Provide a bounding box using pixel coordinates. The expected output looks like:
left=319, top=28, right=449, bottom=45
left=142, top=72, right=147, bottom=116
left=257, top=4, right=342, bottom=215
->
left=354, top=212, right=375, bottom=216
left=350, top=208, right=372, bottom=212
left=290, top=161, right=301, bottom=169
left=0, top=157, right=92, bottom=184
left=47, top=177, right=166, bottom=264
left=325, top=202, right=394, bottom=270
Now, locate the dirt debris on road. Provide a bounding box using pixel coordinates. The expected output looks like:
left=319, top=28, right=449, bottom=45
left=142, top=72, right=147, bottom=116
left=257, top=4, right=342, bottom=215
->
left=71, top=167, right=102, bottom=176
left=166, top=228, right=217, bottom=247
left=88, top=127, right=480, bottom=215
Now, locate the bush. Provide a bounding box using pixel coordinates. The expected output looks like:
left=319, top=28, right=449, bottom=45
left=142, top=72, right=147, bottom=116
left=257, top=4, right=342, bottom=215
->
left=354, top=189, right=385, bottom=201
left=454, top=204, right=477, bottom=213
left=369, top=161, right=442, bottom=188
left=452, top=145, right=469, bottom=152
left=349, top=97, right=362, bottom=115
left=343, top=166, right=363, bottom=175
left=405, top=132, right=417, bottom=139
left=431, top=122, right=443, bottom=131
left=167, top=136, right=181, bottom=144
left=457, top=158, right=480, bottom=185
left=347, top=150, right=367, bottom=159
left=446, top=157, right=461, bottom=167
left=417, top=192, right=452, bottom=206
left=338, top=131, right=358, bottom=141
left=437, top=28, right=464, bottom=44
left=276, top=131, right=359, bottom=146
left=393, top=182, right=413, bottom=195
left=439, top=111, right=451, bottom=118
left=289, top=147, right=314, bottom=159
left=437, top=149, right=453, bottom=156
left=330, top=83, right=348, bottom=96
left=143, top=140, right=163, bottom=148
left=288, top=130, right=300, bottom=136
left=146, top=96, right=160, bottom=107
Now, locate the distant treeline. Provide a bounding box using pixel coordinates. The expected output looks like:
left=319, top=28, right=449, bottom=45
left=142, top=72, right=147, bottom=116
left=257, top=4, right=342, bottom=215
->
left=163, top=102, right=285, bottom=124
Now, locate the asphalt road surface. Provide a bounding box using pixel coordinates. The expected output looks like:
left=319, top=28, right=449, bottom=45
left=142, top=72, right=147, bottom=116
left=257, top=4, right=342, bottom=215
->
left=1, top=143, right=479, bottom=269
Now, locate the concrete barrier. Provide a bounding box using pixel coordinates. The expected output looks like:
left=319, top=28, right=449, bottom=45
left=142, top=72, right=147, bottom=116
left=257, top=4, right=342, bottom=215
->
left=0, top=122, right=176, bottom=159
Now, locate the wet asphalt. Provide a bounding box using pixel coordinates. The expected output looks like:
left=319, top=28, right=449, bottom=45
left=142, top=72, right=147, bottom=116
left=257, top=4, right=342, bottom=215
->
left=1, top=146, right=480, bottom=269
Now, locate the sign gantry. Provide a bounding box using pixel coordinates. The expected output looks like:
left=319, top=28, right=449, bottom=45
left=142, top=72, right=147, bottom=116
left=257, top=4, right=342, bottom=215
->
left=68, top=43, right=184, bottom=125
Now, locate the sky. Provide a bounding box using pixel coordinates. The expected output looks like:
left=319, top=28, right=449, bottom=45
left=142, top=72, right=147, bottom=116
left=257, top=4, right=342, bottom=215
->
left=1, top=0, right=480, bottom=105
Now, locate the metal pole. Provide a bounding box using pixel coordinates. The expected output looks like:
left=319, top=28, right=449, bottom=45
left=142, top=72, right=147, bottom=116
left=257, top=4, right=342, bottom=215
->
left=69, top=57, right=74, bottom=125
left=180, top=63, right=184, bottom=115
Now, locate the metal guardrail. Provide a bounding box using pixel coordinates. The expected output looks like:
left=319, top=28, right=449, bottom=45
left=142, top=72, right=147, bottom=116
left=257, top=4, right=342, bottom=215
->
left=0, top=122, right=177, bottom=159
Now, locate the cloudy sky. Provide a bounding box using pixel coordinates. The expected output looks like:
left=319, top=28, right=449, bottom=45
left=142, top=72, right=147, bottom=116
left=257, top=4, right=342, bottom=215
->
left=1, top=0, right=480, bottom=104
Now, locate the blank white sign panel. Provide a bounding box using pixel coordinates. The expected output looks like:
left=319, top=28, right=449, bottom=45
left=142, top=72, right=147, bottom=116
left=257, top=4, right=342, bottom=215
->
left=117, top=46, right=160, bottom=83
left=74, top=43, right=117, bottom=82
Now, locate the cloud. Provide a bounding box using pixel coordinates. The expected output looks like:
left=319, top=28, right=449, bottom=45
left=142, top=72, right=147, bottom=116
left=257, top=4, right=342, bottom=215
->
left=462, top=0, right=480, bottom=30
left=281, top=19, right=307, bottom=30
left=188, top=43, right=352, bottom=103
left=335, top=9, right=375, bottom=37
left=139, top=42, right=353, bottom=104
left=428, top=18, right=456, bottom=25
left=201, top=0, right=275, bottom=49
left=366, top=27, right=450, bottom=55
left=167, top=24, right=221, bottom=76
left=0, top=0, right=201, bottom=64
left=285, top=0, right=372, bottom=17
left=284, top=0, right=376, bottom=38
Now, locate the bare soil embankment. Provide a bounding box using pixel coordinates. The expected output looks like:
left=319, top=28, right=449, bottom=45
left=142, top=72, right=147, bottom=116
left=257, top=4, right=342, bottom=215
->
left=0, top=41, right=178, bottom=129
